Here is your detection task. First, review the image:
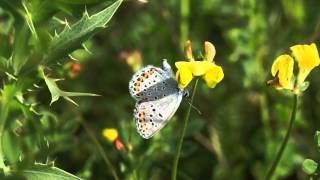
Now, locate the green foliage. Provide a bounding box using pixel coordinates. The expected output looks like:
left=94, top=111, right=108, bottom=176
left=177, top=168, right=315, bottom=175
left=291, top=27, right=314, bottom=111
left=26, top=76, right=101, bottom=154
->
left=301, top=131, right=320, bottom=178
left=23, top=163, right=82, bottom=180
left=40, top=66, right=99, bottom=105
left=0, top=0, right=122, bottom=179
left=42, top=0, right=123, bottom=64
left=302, top=159, right=318, bottom=175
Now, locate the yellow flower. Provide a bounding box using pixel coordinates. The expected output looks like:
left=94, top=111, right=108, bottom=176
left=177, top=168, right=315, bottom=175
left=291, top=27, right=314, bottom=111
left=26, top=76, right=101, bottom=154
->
left=268, top=43, right=319, bottom=92
left=269, top=55, right=294, bottom=90
left=102, top=128, right=118, bottom=142
left=290, top=43, right=320, bottom=84
left=175, top=41, right=224, bottom=89
left=203, top=65, right=224, bottom=88
left=176, top=63, right=193, bottom=89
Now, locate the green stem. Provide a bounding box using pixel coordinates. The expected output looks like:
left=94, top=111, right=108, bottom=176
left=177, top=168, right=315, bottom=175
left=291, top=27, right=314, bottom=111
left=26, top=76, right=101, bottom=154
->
left=0, top=89, right=11, bottom=174
left=0, top=102, right=10, bottom=174
left=171, top=79, right=199, bottom=180
left=265, top=94, right=298, bottom=180
left=80, top=119, right=120, bottom=180
left=179, top=0, right=189, bottom=50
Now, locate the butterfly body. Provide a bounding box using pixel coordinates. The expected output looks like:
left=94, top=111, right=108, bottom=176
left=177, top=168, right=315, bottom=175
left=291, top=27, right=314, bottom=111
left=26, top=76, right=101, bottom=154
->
left=129, top=60, right=183, bottom=139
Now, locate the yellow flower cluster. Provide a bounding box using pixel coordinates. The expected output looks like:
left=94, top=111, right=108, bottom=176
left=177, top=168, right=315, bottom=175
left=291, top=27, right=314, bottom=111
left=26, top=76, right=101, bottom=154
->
left=175, top=41, right=224, bottom=89
left=268, top=43, right=319, bottom=92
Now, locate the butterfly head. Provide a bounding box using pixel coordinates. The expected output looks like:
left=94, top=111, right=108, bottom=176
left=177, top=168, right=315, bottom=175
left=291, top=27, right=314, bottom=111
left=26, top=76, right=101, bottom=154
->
left=182, top=90, right=189, bottom=98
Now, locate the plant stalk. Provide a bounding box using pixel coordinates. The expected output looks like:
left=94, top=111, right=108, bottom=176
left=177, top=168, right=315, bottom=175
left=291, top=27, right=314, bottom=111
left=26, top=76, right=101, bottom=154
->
left=0, top=86, right=13, bottom=175
left=171, top=78, right=199, bottom=180
left=265, top=94, right=298, bottom=180
left=179, top=0, right=189, bottom=50
left=0, top=104, right=10, bottom=175
left=79, top=115, right=120, bottom=180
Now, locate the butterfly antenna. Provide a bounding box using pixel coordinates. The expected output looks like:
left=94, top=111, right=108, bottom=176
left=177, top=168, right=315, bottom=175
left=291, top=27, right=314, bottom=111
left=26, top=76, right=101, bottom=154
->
left=186, top=100, right=202, bottom=115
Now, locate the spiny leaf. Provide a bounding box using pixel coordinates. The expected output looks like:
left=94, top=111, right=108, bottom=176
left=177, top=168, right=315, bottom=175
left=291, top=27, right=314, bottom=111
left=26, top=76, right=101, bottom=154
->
left=42, top=0, right=123, bottom=64
left=23, top=163, right=82, bottom=180
left=40, top=67, right=99, bottom=106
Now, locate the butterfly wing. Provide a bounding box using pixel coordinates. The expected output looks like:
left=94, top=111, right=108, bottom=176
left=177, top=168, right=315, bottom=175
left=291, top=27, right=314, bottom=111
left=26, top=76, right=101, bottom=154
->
left=134, top=91, right=184, bottom=139
left=129, top=60, right=174, bottom=101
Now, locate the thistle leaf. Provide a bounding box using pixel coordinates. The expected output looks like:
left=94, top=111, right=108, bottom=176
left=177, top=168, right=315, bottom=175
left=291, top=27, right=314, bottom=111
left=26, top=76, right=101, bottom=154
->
left=42, top=0, right=123, bottom=64
left=40, top=67, right=99, bottom=106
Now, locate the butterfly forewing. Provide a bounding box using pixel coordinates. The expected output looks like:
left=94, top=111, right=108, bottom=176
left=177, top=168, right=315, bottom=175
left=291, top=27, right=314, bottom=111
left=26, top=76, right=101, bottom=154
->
left=134, top=91, right=183, bottom=139
left=129, top=65, right=174, bottom=101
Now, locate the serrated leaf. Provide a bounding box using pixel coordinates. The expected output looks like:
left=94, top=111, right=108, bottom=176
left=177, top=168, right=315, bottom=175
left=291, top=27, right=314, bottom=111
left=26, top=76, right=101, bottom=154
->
left=42, top=0, right=122, bottom=64
left=23, top=163, right=82, bottom=180
left=302, top=159, right=318, bottom=175
left=40, top=67, right=99, bottom=106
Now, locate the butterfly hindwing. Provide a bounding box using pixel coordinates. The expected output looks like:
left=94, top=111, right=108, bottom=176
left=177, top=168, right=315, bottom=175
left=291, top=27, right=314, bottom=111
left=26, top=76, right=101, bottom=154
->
left=134, top=91, right=183, bottom=139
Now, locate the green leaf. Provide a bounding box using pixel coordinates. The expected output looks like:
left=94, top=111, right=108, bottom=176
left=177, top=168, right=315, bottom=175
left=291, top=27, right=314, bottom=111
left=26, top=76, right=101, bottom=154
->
left=40, top=67, right=99, bottom=106
left=23, top=163, right=82, bottom=180
left=11, top=24, right=30, bottom=75
left=42, top=0, right=123, bottom=64
left=302, top=159, right=318, bottom=175
left=2, top=130, right=20, bottom=164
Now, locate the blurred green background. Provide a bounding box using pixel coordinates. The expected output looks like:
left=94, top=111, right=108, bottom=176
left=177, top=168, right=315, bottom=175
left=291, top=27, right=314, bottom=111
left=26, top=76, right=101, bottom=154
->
left=1, top=0, right=320, bottom=179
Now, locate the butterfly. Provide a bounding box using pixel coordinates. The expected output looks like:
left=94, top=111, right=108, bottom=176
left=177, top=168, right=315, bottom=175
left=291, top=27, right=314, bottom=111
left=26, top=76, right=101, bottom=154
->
left=129, top=60, right=186, bottom=139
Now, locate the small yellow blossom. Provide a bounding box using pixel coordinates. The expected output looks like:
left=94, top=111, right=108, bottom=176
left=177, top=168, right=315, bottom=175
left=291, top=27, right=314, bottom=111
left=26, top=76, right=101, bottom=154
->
left=203, top=65, right=224, bottom=88
left=102, top=128, right=118, bottom=142
left=176, top=64, right=193, bottom=89
left=204, top=41, right=216, bottom=62
left=175, top=41, right=224, bottom=89
left=268, top=43, right=319, bottom=92
left=290, top=43, right=320, bottom=84
left=269, top=55, right=294, bottom=90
